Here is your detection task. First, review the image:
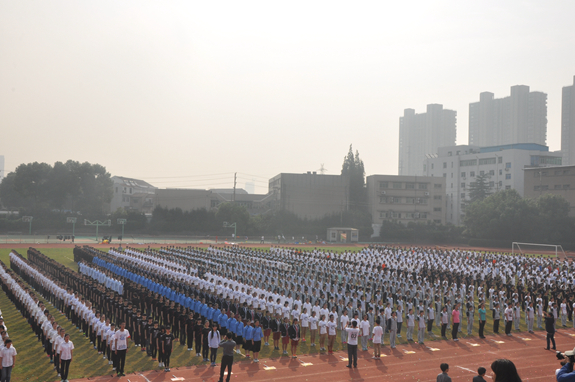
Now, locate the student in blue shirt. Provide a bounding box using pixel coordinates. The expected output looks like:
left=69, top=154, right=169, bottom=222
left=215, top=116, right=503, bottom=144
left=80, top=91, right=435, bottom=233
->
left=235, top=321, right=244, bottom=354
left=252, top=319, right=264, bottom=363
left=243, top=323, right=254, bottom=358
left=218, top=310, right=228, bottom=337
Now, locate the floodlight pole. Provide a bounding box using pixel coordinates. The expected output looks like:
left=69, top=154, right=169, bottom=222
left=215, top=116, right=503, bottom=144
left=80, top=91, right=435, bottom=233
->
left=117, top=219, right=127, bottom=241
left=67, top=217, right=77, bottom=238
left=223, top=221, right=237, bottom=238
left=23, top=216, right=33, bottom=235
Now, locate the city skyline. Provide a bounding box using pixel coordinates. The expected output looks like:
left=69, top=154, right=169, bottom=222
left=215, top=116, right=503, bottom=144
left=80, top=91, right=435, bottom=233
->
left=1, top=1, right=574, bottom=194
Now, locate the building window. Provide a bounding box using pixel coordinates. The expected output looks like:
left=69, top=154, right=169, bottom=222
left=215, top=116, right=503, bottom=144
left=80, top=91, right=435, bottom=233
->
left=434, top=195, right=442, bottom=200
left=433, top=207, right=442, bottom=212
left=393, top=182, right=402, bottom=189
left=505, top=162, right=511, bottom=169
left=470, top=171, right=475, bottom=177
left=479, top=158, right=496, bottom=165
left=460, top=159, right=477, bottom=167
left=379, top=181, right=388, bottom=189
left=421, top=213, right=427, bottom=218
left=417, top=198, right=428, bottom=205
left=461, top=172, right=466, bottom=178
left=434, top=219, right=441, bottom=223
left=443, top=162, right=447, bottom=168
left=564, top=184, right=571, bottom=189
left=461, top=183, right=465, bottom=189
left=419, top=183, right=428, bottom=189
left=489, top=170, right=494, bottom=176
left=448, top=152, right=452, bottom=156
left=499, top=181, right=502, bottom=187
left=489, top=181, right=494, bottom=187
left=392, top=197, right=401, bottom=203
left=554, top=185, right=562, bottom=190
left=534, top=186, right=540, bottom=191
left=433, top=184, right=441, bottom=189
left=406, top=183, right=415, bottom=189
left=379, top=211, right=387, bottom=218
left=499, top=170, right=503, bottom=175
left=542, top=185, right=549, bottom=190
left=461, top=193, right=466, bottom=198
left=505, top=174, right=511, bottom=180
left=431, top=163, right=434, bottom=169
left=129, top=188, right=132, bottom=194
left=406, top=197, right=415, bottom=204
left=480, top=170, right=484, bottom=176
left=443, top=173, right=447, bottom=178
left=564, top=170, right=570, bottom=175
left=498, top=156, right=503, bottom=163
left=379, top=196, right=388, bottom=204
left=505, top=185, right=511, bottom=190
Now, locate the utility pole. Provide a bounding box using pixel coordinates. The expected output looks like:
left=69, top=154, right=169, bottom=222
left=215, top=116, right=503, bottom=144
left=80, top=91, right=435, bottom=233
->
left=232, top=172, right=237, bottom=202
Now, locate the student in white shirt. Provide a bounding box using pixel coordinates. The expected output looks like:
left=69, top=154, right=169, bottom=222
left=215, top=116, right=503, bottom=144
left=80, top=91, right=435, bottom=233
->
left=318, top=315, right=327, bottom=351
left=59, top=334, right=74, bottom=382
left=360, top=315, right=370, bottom=351
left=327, top=314, right=337, bottom=354
left=406, top=309, right=415, bottom=342
left=309, top=311, right=318, bottom=347
left=417, top=311, right=426, bottom=344
left=561, top=299, right=568, bottom=327
left=345, top=321, right=360, bottom=369
left=389, top=312, right=398, bottom=349
left=114, top=322, right=130, bottom=377
left=0, top=339, right=17, bottom=382
left=300, top=308, right=309, bottom=343
left=372, top=319, right=383, bottom=359
left=340, top=310, right=349, bottom=345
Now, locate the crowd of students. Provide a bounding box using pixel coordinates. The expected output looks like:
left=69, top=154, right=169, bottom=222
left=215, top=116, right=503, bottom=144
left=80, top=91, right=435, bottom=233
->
left=1, top=243, right=574, bottom=382
left=0, top=263, right=17, bottom=382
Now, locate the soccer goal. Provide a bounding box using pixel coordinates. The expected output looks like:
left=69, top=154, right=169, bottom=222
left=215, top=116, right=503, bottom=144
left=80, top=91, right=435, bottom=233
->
left=512, top=242, right=565, bottom=258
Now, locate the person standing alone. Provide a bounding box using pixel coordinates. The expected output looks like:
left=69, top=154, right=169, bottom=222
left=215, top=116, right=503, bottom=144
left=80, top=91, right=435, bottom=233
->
left=345, top=321, right=360, bottom=369
left=218, top=333, right=236, bottom=382
left=544, top=311, right=556, bottom=351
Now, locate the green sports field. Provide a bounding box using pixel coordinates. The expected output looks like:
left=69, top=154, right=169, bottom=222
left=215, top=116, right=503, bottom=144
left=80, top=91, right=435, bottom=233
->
left=0, top=246, right=557, bottom=381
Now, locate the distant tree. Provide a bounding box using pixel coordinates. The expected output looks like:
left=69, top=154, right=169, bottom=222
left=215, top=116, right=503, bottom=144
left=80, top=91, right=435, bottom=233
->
left=0, top=160, right=113, bottom=215
left=467, top=173, right=492, bottom=204
left=215, top=202, right=251, bottom=236
left=341, top=145, right=367, bottom=211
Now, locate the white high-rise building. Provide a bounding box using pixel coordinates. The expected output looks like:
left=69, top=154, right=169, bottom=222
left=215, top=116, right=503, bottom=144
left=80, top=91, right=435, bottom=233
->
left=561, top=76, right=575, bottom=165
left=469, top=85, right=547, bottom=147
left=398, top=104, right=457, bottom=176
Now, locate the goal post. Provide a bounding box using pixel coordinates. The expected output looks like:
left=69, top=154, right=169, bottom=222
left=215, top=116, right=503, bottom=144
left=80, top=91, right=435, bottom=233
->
left=512, top=242, right=565, bottom=258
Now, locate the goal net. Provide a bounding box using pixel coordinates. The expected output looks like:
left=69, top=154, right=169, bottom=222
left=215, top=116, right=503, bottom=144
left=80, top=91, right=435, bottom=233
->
left=512, top=242, right=565, bottom=258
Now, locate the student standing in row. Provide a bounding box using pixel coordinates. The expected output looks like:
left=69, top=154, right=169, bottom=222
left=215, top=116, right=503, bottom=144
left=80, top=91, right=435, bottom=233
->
left=318, top=315, right=327, bottom=352
left=372, top=320, right=383, bottom=359
left=208, top=324, right=220, bottom=367
left=360, top=315, right=370, bottom=351
left=417, top=311, right=426, bottom=344
left=114, top=322, right=130, bottom=377
left=327, top=315, right=337, bottom=354
left=526, top=302, right=535, bottom=334
left=406, top=309, right=415, bottom=342
left=0, top=339, right=17, bottom=382
left=288, top=318, right=300, bottom=358
left=59, top=334, right=74, bottom=382
left=478, top=303, right=486, bottom=339
left=309, top=312, right=318, bottom=347
left=162, top=326, right=174, bottom=372
left=451, top=304, right=460, bottom=341
left=389, top=312, right=397, bottom=349
left=493, top=303, right=501, bottom=334
left=440, top=306, right=449, bottom=338
left=252, top=320, right=263, bottom=363
left=504, top=304, right=513, bottom=336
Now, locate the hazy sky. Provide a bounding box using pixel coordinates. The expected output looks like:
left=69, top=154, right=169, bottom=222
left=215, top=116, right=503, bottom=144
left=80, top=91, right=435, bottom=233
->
left=1, top=1, right=574, bottom=194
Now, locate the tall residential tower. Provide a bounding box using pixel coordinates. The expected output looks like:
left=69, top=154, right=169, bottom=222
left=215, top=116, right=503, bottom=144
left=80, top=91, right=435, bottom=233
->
left=398, top=104, right=456, bottom=176
left=562, top=76, right=575, bottom=165
left=468, top=85, right=547, bottom=147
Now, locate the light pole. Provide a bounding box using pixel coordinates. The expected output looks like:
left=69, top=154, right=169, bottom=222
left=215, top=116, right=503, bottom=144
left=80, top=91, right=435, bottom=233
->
left=223, top=221, right=237, bottom=239
left=22, top=216, right=33, bottom=235
left=117, top=219, right=127, bottom=242
left=67, top=217, right=77, bottom=238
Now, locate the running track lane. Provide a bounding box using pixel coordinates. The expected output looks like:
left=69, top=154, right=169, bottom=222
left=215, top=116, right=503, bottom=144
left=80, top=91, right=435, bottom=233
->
left=71, top=329, right=573, bottom=382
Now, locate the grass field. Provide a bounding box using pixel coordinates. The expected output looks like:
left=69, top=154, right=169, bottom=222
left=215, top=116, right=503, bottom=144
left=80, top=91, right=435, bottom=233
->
left=0, top=246, right=561, bottom=381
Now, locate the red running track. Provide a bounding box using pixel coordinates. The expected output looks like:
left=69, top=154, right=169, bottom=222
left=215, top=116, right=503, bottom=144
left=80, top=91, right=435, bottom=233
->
left=71, top=329, right=574, bottom=382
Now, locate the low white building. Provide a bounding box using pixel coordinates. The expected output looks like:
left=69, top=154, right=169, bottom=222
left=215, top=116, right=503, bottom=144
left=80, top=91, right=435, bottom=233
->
left=423, top=144, right=562, bottom=225
left=110, top=176, right=157, bottom=213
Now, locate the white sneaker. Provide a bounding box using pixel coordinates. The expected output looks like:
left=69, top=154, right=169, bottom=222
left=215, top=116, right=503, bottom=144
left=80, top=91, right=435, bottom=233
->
left=254, top=359, right=259, bottom=363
